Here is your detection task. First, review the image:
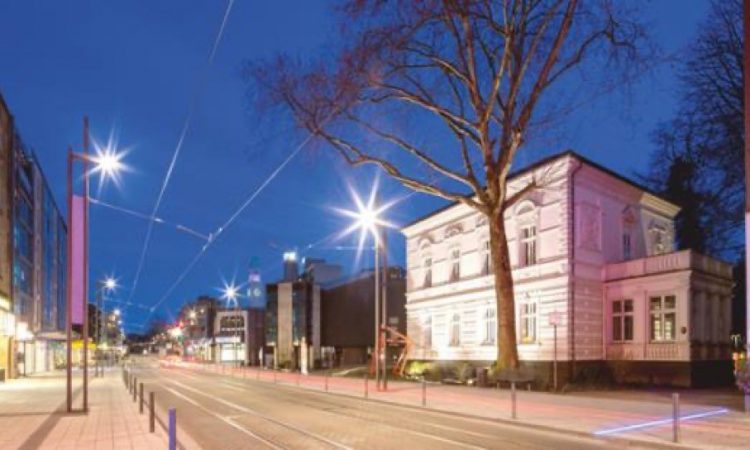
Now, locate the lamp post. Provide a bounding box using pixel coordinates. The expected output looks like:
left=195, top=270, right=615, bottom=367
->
left=338, top=183, right=394, bottom=391
left=96, top=276, right=117, bottom=377
left=66, top=117, right=126, bottom=413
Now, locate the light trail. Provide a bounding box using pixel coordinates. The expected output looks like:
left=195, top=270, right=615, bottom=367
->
left=127, top=0, right=235, bottom=306
left=592, top=408, right=729, bottom=436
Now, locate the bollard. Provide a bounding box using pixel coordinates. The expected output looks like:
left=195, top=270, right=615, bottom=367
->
left=325, top=370, right=329, bottom=392
left=257, top=367, right=260, bottom=381
left=132, top=378, right=137, bottom=402
left=527, top=383, right=531, bottom=392
left=365, top=372, right=369, bottom=399
left=511, top=382, right=517, bottom=419
left=297, top=371, right=300, bottom=386
left=673, top=393, right=680, bottom=443
left=149, top=392, right=155, bottom=433
left=168, top=407, right=177, bottom=450
left=422, top=378, right=427, bottom=407
left=139, top=383, right=144, bottom=413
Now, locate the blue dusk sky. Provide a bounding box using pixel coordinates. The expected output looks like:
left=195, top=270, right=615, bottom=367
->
left=0, top=1, right=710, bottom=332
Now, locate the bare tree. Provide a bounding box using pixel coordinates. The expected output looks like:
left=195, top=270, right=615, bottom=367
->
left=248, top=0, right=645, bottom=369
left=643, top=0, right=743, bottom=259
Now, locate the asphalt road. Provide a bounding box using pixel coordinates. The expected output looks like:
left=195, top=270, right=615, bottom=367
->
left=129, top=359, right=635, bottom=450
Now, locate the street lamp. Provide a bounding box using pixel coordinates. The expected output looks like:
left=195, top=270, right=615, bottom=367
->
left=95, top=275, right=118, bottom=378
left=337, top=182, right=395, bottom=391
left=220, top=281, right=243, bottom=368
left=66, top=117, right=128, bottom=413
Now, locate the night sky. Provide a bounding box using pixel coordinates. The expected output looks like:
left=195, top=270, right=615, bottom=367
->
left=0, top=1, right=710, bottom=332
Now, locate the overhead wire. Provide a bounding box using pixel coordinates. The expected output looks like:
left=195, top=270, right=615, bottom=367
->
left=126, top=0, right=235, bottom=306
left=143, top=131, right=317, bottom=318
left=89, top=197, right=210, bottom=241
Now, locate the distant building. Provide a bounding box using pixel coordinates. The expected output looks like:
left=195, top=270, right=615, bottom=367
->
left=177, top=296, right=218, bottom=362
left=403, top=151, right=733, bottom=387
left=246, top=257, right=265, bottom=309
left=265, top=279, right=320, bottom=371
left=214, top=309, right=250, bottom=364
left=282, top=251, right=298, bottom=282
left=302, top=257, right=342, bottom=284
left=321, top=267, right=406, bottom=367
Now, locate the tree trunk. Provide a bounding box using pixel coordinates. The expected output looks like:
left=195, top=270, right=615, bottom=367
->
left=489, top=209, right=520, bottom=370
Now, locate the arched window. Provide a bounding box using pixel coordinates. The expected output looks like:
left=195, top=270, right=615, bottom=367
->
left=422, top=257, right=432, bottom=288
left=423, top=315, right=432, bottom=349
left=516, top=201, right=538, bottom=267
left=449, top=247, right=461, bottom=282
left=419, top=240, right=432, bottom=288
left=622, top=207, right=637, bottom=260
left=480, top=239, right=491, bottom=275
left=449, top=314, right=461, bottom=346
left=483, top=307, right=496, bottom=345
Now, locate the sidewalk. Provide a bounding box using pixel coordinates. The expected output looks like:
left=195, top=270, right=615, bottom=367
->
left=171, top=360, right=750, bottom=449
left=0, top=368, right=168, bottom=450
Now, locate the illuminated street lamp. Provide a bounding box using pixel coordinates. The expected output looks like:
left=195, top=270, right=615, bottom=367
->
left=95, top=275, right=118, bottom=378
left=66, top=118, right=128, bottom=413
left=337, top=181, right=396, bottom=391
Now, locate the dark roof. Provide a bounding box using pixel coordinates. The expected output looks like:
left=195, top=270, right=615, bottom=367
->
left=402, top=150, right=675, bottom=229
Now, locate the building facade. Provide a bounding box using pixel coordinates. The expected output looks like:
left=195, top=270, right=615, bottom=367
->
left=403, top=152, right=733, bottom=387
left=177, top=296, right=218, bottom=362
left=265, top=280, right=321, bottom=371
left=321, top=267, right=406, bottom=367
left=0, top=94, right=14, bottom=381
left=0, top=94, right=67, bottom=379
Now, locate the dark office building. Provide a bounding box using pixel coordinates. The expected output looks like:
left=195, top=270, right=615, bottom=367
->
left=321, top=267, right=406, bottom=367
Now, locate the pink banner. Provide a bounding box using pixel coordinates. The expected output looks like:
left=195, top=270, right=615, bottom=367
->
left=71, top=195, right=85, bottom=325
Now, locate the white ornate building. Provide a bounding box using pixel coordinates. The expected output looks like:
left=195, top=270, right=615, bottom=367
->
left=402, top=151, right=734, bottom=387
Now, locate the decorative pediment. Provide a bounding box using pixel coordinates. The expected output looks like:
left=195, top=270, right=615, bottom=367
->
left=418, top=237, right=434, bottom=254
left=444, top=224, right=463, bottom=239
left=515, top=199, right=537, bottom=216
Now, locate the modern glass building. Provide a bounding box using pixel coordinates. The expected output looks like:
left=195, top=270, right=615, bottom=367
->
left=10, top=125, right=67, bottom=376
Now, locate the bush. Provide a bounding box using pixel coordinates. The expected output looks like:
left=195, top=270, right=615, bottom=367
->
left=736, top=358, right=750, bottom=394
left=405, top=360, right=438, bottom=380
left=453, top=362, right=474, bottom=383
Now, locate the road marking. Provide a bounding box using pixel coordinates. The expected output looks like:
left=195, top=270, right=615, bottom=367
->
left=168, top=379, right=353, bottom=450
left=162, top=385, right=285, bottom=450
left=177, top=373, right=487, bottom=450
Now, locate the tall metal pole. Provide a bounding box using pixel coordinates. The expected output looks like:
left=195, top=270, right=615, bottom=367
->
left=381, top=230, right=388, bottom=391
left=96, top=283, right=102, bottom=377
left=82, top=117, right=90, bottom=412
left=744, top=0, right=750, bottom=360
left=65, top=150, right=73, bottom=412
left=374, top=240, right=380, bottom=390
